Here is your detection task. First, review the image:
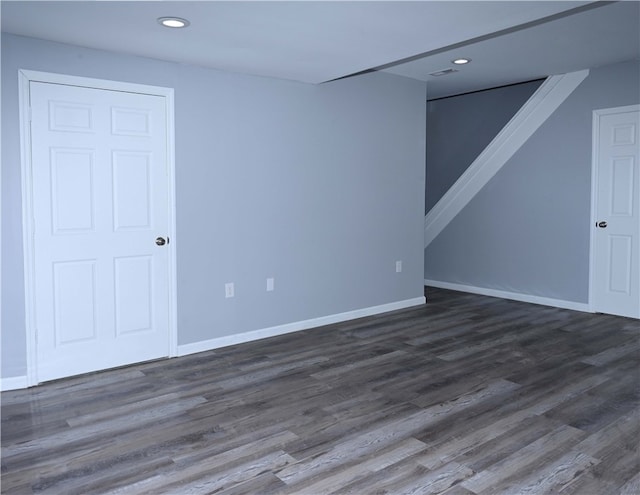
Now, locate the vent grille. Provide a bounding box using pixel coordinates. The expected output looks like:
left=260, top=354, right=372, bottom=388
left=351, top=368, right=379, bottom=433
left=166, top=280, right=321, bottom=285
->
left=429, top=68, right=459, bottom=77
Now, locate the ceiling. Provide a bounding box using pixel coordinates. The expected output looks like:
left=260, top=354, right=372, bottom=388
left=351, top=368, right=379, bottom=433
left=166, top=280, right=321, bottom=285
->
left=2, top=1, right=639, bottom=99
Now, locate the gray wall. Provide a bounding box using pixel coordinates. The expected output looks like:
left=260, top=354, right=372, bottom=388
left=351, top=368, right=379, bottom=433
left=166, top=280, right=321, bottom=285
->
left=425, top=60, right=640, bottom=302
left=425, top=80, right=542, bottom=213
left=1, top=34, right=427, bottom=379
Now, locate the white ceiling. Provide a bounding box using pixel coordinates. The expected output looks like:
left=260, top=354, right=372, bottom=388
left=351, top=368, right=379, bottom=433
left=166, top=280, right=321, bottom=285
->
left=2, top=1, right=639, bottom=98
left=385, top=0, right=640, bottom=98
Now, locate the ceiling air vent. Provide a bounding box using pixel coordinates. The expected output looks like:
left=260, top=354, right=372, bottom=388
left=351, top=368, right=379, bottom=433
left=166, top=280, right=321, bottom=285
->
left=429, top=68, right=459, bottom=77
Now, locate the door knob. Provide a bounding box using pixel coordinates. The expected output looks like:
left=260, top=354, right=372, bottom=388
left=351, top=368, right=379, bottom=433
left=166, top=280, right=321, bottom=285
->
left=155, top=237, right=167, bottom=246
left=597, top=221, right=607, bottom=228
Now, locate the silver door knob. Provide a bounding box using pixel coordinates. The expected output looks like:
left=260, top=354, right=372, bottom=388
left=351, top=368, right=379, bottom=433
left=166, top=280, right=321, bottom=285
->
left=155, top=237, right=167, bottom=246
left=597, top=221, right=607, bottom=228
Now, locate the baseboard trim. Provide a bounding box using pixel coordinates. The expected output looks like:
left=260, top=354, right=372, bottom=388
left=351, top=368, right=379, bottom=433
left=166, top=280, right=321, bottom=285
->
left=178, top=296, right=426, bottom=357
left=424, top=279, right=591, bottom=313
left=424, top=69, right=589, bottom=248
left=1, top=375, right=29, bottom=392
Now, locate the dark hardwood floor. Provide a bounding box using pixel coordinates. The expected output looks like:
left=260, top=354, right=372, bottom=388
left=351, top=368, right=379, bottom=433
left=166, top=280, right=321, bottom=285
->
left=2, top=287, right=639, bottom=494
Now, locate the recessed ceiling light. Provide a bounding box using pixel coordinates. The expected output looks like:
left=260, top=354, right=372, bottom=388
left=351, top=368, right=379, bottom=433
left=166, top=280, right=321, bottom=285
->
left=158, top=17, right=190, bottom=28
left=452, top=58, right=471, bottom=65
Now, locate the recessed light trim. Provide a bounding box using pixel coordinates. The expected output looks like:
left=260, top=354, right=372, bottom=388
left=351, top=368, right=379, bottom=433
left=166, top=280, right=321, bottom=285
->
left=158, top=17, right=190, bottom=28
left=452, top=58, right=471, bottom=65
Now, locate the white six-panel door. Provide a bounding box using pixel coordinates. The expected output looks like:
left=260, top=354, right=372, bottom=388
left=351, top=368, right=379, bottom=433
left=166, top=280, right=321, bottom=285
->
left=592, top=106, right=640, bottom=319
left=29, top=80, right=172, bottom=382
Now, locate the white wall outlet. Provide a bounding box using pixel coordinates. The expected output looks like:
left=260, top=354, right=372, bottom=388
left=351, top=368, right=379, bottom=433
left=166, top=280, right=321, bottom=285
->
left=225, top=282, right=235, bottom=298
left=266, top=277, right=275, bottom=292
left=396, top=260, right=402, bottom=273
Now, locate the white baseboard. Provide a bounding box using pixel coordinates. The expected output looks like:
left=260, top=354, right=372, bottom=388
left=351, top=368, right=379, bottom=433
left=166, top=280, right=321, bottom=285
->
left=178, top=296, right=426, bottom=357
left=1, top=375, right=29, bottom=392
left=424, top=279, right=591, bottom=313
left=2, top=298, right=426, bottom=390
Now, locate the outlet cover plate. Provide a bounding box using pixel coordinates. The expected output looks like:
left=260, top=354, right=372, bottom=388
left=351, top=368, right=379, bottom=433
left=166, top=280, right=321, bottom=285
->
left=225, top=282, right=235, bottom=298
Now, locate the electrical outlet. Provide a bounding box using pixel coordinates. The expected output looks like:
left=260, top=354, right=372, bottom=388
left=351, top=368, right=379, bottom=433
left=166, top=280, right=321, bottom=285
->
left=396, top=261, right=402, bottom=273
left=225, top=282, right=234, bottom=298
left=266, top=277, right=275, bottom=292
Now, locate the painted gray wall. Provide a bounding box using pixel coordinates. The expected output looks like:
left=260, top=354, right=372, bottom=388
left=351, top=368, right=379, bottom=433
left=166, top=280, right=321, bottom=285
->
left=425, top=80, right=543, bottom=213
left=1, top=34, right=427, bottom=379
left=425, top=59, right=640, bottom=303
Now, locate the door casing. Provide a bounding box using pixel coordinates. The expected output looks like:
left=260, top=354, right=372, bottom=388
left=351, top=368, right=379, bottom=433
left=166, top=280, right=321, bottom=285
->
left=589, top=104, right=640, bottom=318
left=19, top=69, right=178, bottom=386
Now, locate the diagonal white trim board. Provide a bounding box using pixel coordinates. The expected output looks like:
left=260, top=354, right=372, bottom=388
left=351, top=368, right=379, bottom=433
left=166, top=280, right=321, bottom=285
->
left=424, top=69, right=589, bottom=248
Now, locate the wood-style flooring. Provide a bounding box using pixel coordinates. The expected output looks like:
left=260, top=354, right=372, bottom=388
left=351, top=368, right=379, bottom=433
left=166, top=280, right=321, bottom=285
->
left=2, top=287, right=639, bottom=494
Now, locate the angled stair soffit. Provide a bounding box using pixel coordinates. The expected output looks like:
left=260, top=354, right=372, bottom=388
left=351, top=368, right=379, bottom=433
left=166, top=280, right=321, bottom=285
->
left=424, top=69, right=590, bottom=248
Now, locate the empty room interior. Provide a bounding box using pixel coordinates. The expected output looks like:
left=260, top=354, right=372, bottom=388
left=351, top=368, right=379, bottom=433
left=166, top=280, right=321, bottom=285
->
left=1, top=1, right=639, bottom=494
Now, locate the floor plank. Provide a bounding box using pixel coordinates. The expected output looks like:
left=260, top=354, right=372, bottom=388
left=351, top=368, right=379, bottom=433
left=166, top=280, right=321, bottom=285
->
left=2, top=287, right=639, bottom=494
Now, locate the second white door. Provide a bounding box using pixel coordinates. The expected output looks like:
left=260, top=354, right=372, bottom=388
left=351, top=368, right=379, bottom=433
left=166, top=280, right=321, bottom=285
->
left=592, top=105, right=640, bottom=319
left=29, top=80, right=172, bottom=382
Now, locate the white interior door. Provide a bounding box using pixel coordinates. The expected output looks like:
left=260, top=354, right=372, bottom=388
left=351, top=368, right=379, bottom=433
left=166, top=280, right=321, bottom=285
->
left=29, top=80, right=172, bottom=382
left=592, top=106, right=640, bottom=319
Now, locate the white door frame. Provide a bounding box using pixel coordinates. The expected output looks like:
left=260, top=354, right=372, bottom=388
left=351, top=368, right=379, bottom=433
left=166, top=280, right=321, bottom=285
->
left=588, top=103, right=640, bottom=316
left=19, top=69, right=178, bottom=386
